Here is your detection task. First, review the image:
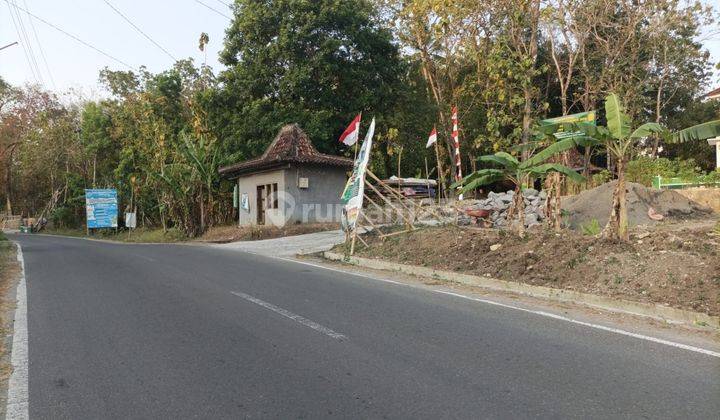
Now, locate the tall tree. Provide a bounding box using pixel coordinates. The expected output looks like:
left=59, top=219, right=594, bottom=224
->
left=215, top=0, right=404, bottom=162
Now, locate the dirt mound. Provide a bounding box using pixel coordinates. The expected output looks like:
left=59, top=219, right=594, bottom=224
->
left=343, top=221, right=720, bottom=316
left=562, top=181, right=712, bottom=229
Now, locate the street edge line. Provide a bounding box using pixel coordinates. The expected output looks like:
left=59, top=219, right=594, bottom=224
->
left=323, top=252, right=719, bottom=329
left=271, top=254, right=720, bottom=359
left=6, top=242, right=29, bottom=419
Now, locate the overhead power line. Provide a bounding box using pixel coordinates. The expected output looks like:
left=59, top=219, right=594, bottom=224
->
left=6, top=2, right=39, bottom=83
left=2, top=0, right=136, bottom=71
left=0, top=41, right=19, bottom=52
left=22, top=0, right=56, bottom=89
left=11, top=1, right=44, bottom=85
left=103, top=0, right=177, bottom=62
left=193, top=0, right=231, bottom=19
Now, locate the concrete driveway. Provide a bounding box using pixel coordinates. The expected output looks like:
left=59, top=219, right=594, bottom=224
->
left=212, top=229, right=347, bottom=257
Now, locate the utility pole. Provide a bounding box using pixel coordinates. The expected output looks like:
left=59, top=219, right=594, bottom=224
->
left=0, top=41, right=18, bottom=52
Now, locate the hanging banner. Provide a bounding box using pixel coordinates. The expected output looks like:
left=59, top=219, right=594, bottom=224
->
left=541, top=110, right=596, bottom=139
left=341, top=118, right=375, bottom=232
left=85, top=189, right=118, bottom=228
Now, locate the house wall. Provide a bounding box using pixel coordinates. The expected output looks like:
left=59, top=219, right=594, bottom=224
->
left=236, top=169, right=286, bottom=227
left=236, top=164, right=348, bottom=227
left=284, top=164, right=348, bottom=224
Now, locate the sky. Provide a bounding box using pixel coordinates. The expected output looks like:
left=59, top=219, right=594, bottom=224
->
left=0, top=0, right=230, bottom=99
left=1, top=0, right=720, bottom=100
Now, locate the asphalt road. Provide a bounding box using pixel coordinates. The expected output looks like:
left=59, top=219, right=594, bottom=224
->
left=9, top=234, right=720, bottom=419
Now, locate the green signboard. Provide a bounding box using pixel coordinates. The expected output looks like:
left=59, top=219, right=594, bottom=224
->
left=541, top=110, right=596, bottom=139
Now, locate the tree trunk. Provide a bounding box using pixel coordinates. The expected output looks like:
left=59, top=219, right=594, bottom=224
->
left=520, top=0, right=540, bottom=163
left=4, top=156, right=12, bottom=215
left=507, top=185, right=526, bottom=237
left=199, top=186, right=205, bottom=234
left=603, top=158, right=629, bottom=241
left=544, top=172, right=562, bottom=232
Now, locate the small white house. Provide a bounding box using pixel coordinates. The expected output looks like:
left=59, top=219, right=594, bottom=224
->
left=219, top=124, right=353, bottom=227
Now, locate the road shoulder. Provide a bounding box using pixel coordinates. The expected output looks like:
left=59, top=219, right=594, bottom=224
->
left=291, top=253, right=720, bottom=356
left=0, top=239, right=25, bottom=420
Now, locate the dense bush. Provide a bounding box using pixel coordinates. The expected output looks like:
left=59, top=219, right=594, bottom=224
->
left=50, top=206, right=83, bottom=229
left=626, top=157, right=713, bottom=187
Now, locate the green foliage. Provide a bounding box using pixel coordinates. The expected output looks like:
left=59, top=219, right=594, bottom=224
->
left=215, top=0, right=404, bottom=161
left=605, top=93, right=632, bottom=140
left=626, top=157, right=710, bottom=187
left=672, top=120, right=720, bottom=143
left=592, top=170, right=612, bottom=186
left=2, top=0, right=717, bottom=236
left=455, top=130, right=587, bottom=193
left=581, top=219, right=601, bottom=236
left=51, top=206, right=82, bottom=229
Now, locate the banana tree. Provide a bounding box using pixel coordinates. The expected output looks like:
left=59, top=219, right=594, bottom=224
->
left=672, top=120, right=720, bottom=143
left=581, top=94, right=669, bottom=241
left=531, top=124, right=600, bottom=232
left=453, top=136, right=585, bottom=237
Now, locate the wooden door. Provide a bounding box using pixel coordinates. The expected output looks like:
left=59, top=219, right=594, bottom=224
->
left=256, top=185, right=265, bottom=225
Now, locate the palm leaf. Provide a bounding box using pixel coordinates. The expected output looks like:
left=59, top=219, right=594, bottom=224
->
left=605, top=93, right=632, bottom=140
left=572, top=122, right=611, bottom=140
left=459, top=173, right=506, bottom=193
left=527, top=163, right=585, bottom=183
left=630, top=122, right=668, bottom=140
left=478, top=153, right=518, bottom=169
left=520, top=136, right=582, bottom=169
left=671, top=120, right=720, bottom=143
left=451, top=169, right=505, bottom=189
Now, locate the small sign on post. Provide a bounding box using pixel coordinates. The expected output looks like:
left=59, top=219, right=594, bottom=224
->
left=125, top=212, right=136, bottom=229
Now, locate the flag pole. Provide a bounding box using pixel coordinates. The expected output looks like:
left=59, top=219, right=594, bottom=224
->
left=424, top=157, right=431, bottom=200
left=434, top=139, right=445, bottom=203
left=354, top=112, right=362, bottom=161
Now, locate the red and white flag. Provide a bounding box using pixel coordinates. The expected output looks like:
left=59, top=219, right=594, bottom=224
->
left=339, top=113, right=362, bottom=146
left=426, top=126, right=437, bottom=148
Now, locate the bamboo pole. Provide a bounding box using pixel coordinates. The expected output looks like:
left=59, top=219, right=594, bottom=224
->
left=434, top=139, right=445, bottom=203
left=366, top=170, right=445, bottom=222
left=364, top=193, right=390, bottom=222
left=365, top=175, right=416, bottom=224
left=378, top=228, right=416, bottom=239
left=359, top=207, right=381, bottom=231
left=363, top=179, right=414, bottom=227
left=350, top=229, right=357, bottom=255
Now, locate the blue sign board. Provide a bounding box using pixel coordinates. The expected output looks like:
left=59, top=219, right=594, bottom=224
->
left=85, top=189, right=118, bottom=228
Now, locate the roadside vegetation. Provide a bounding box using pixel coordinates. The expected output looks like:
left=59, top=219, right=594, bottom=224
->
left=41, top=227, right=187, bottom=243
left=41, top=222, right=341, bottom=243
left=0, top=231, right=18, bottom=416
left=339, top=221, right=720, bottom=316
left=1, top=0, right=718, bottom=240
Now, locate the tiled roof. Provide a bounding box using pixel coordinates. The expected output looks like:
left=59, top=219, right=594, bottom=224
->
left=219, top=124, right=354, bottom=178
left=706, top=87, right=720, bottom=100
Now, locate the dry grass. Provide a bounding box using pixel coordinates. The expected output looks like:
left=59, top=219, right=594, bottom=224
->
left=42, top=227, right=187, bottom=243
left=342, top=218, right=720, bottom=316
left=0, top=235, right=19, bottom=417
left=199, top=222, right=340, bottom=243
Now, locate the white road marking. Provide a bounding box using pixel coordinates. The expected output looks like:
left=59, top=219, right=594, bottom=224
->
left=276, top=257, right=720, bottom=359
left=6, top=243, right=29, bottom=419
left=231, top=291, right=347, bottom=340
left=432, top=290, right=720, bottom=358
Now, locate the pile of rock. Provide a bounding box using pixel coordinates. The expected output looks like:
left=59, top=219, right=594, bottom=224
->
left=460, top=189, right=547, bottom=228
